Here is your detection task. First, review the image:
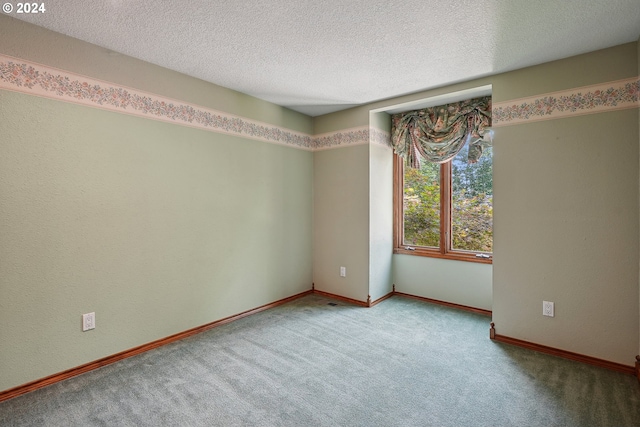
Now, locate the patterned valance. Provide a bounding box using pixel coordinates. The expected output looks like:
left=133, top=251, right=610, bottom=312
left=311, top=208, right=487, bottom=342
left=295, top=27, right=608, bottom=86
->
left=391, top=96, right=492, bottom=168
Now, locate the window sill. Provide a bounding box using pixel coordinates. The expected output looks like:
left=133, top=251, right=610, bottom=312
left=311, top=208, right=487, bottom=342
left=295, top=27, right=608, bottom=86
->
left=393, top=247, right=493, bottom=264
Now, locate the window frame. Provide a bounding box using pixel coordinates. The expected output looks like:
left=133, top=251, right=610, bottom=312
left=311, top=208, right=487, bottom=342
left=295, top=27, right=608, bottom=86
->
left=393, top=153, right=492, bottom=264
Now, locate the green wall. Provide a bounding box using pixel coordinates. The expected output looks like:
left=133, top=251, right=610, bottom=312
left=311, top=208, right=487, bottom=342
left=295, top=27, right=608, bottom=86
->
left=368, top=141, right=394, bottom=301
left=491, top=43, right=638, bottom=365
left=0, top=16, right=313, bottom=391
left=493, top=110, right=638, bottom=363
left=313, top=145, right=370, bottom=301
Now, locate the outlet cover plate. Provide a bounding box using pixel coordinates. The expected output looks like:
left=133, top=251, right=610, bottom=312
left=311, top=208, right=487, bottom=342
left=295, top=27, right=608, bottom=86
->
left=543, top=301, right=554, bottom=317
left=82, top=312, right=95, bottom=331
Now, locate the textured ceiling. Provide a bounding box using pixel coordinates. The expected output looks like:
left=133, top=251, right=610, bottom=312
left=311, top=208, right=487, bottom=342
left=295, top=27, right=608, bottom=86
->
left=11, top=0, right=640, bottom=116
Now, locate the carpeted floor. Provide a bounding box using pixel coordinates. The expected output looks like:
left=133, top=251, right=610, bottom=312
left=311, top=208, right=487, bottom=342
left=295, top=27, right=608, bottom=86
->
left=1, top=294, right=639, bottom=426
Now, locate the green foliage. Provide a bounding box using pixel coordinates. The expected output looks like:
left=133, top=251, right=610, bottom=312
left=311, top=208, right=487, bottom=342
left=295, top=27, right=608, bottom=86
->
left=452, top=191, right=493, bottom=252
left=403, top=145, right=493, bottom=252
left=403, top=163, right=440, bottom=247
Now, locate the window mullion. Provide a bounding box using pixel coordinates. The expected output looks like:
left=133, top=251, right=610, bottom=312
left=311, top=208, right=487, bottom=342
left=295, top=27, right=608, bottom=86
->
left=441, top=162, right=452, bottom=254
left=438, top=163, right=444, bottom=254
left=393, top=154, right=404, bottom=249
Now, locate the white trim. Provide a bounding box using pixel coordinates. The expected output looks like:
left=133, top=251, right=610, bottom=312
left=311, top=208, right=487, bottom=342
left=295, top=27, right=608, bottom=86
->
left=373, top=85, right=493, bottom=115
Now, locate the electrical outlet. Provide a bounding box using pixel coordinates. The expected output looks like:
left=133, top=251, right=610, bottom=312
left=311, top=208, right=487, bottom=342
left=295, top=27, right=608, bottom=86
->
left=340, top=266, right=346, bottom=277
left=82, top=312, right=95, bottom=331
left=543, top=301, right=554, bottom=317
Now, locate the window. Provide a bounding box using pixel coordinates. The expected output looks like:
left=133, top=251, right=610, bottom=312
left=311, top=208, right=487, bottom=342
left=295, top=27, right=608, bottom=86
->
left=393, top=143, right=493, bottom=263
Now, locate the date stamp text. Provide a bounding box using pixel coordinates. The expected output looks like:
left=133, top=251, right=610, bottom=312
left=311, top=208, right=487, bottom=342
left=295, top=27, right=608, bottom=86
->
left=3, top=3, right=47, bottom=14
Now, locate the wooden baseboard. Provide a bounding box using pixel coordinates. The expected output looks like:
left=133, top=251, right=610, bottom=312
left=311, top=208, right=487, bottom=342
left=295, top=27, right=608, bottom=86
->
left=311, top=285, right=488, bottom=314
left=311, top=289, right=369, bottom=307
left=0, top=289, right=313, bottom=403
left=393, top=291, right=492, bottom=316
left=10, top=287, right=629, bottom=403
left=311, top=289, right=394, bottom=308
left=370, top=291, right=394, bottom=307
left=636, top=355, right=640, bottom=382
left=489, top=323, right=636, bottom=376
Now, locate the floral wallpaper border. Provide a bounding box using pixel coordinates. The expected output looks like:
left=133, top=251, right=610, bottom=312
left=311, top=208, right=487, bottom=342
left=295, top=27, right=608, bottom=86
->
left=0, top=54, right=315, bottom=149
left=0, top=54, right=392, bottom=152
left=370, top=127, right=393, bottom=149
left=493, top=76, right=639, bottom=127
left=313, top=126, right=391, bottom=151
left=314, top=126, right=369, bottom=151
left=11, top=55, right=635, bottom=145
